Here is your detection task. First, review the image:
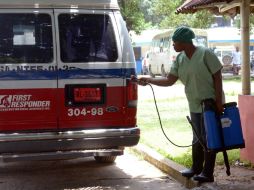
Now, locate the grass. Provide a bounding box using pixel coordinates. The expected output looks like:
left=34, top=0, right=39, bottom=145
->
left=137, top=77, right=254, bottom=168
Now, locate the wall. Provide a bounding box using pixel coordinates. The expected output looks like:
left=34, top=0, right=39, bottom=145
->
left=239, top=95, right=254, bottom=164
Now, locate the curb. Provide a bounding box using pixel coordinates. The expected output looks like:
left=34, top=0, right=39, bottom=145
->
left=129, top=144, right=199, bottom=189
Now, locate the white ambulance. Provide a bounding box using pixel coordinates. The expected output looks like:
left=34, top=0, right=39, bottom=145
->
left=0, top=0, right=139, bottom=163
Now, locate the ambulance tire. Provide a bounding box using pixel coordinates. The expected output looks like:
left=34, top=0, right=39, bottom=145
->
left=149, top=65, right=155, bottom=78
left=94, top=156, right=117, bottom=163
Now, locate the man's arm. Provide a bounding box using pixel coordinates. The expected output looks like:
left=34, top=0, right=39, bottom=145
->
left=212, top=69, right=223, bottom=113
left=137, top=74, right=178, bottom=87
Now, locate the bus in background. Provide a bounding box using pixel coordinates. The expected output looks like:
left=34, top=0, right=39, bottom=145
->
left=148, top=28, right=208, bottom=77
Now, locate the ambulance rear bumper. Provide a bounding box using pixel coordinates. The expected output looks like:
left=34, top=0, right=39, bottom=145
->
left=0, top=127, right=140, bottom=153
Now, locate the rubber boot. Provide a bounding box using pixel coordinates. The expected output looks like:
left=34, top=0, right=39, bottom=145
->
left=190, top=113, right=205, bottom=174
left=191, top=141, right=204, bottom=174
left=202, top=151, right=216, bottom=177
left=193, top=151, right=216, bottom=182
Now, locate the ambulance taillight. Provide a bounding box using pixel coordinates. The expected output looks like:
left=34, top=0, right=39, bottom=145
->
left=127, top=80, right=138, bottom=107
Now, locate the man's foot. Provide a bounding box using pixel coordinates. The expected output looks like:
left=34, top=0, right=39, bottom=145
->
left=180, top=168, right=198, bottom=178
left=193, top=172, right=214, bottom=183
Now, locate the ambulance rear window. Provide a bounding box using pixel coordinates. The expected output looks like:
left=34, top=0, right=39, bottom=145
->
left=59, top=14, right=118, bottom=63
left=0, top=13, right=53, bottom=63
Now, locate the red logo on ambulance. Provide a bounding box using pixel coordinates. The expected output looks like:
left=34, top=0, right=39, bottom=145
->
left=0, top=95, right=50, bottom=111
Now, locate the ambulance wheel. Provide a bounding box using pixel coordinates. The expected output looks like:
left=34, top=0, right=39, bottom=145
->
left=149, top=65, right=155, bottom=78
left=94, top=156, right=117, bottom=163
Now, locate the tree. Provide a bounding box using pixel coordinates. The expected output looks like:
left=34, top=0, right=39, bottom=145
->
left=118, top=0, right=215, bottom=33
left=139, top=0, right=160, bottom=27
left=233, top=14, right=254, bottom=32
left=118, top=0, right=147, bottom=34
left=152, top=0, right=214, bottom=29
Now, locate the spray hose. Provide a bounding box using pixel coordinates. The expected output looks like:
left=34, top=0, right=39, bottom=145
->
left=146, top=82, right=206, bottom=149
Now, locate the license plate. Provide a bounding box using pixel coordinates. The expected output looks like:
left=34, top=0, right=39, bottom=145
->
left=65, top=84, right=106, bottom=106
left=74, top=87, right=102, bottom=102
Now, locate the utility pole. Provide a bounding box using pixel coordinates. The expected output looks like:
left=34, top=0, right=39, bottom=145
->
left=241, top=0, right=251, bottom=95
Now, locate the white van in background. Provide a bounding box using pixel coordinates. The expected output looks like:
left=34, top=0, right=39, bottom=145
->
left=0, top=0, right=139, bottom=163
left=214, top=47, right=234, bottom=65
left=141, top=51, right=150, bottom=75
left=214, top=46, right=234, bottom=72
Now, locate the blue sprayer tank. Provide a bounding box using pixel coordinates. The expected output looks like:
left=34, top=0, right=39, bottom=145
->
left=203, top=101, right=245, bottom=152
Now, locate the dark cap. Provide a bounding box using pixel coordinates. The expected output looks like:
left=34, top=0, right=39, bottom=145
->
left=172, top=26, right=195, bottom=43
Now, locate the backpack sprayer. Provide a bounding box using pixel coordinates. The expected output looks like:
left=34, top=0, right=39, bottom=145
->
left=202, top=99, right=245, bottom=176
left=131, top=76, right=245, bottom=176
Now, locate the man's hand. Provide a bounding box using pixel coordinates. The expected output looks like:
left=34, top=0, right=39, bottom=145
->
left=216, top=101, right=224, bottom=115
left=131, top=75, right=151, bottom=86
left=131, top=74, right=177, bottom=87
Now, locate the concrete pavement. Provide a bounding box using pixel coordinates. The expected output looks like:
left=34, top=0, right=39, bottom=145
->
left=129, top=144, right=199, bottom=189
left=129, top=144, right=254, bottom=190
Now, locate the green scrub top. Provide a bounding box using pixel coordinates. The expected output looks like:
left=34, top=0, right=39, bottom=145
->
left=170, top=46, right=222, bottom=113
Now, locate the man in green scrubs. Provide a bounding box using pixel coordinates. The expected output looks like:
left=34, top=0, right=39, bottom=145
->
left=136, top=26, right=223, bottom=183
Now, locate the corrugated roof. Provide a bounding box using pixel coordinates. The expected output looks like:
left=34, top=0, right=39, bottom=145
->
left=176, top=0, right=234, bottom=14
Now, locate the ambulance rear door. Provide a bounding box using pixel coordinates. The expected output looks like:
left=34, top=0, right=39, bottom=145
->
left=54, top=9, right=129, bottom=129
left=0, top=9, right=58, bottom=131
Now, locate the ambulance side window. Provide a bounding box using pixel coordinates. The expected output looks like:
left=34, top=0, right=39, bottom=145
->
left=58, top=14, right=118, bottom=63
left=0, top=13, right=53, bottom=63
